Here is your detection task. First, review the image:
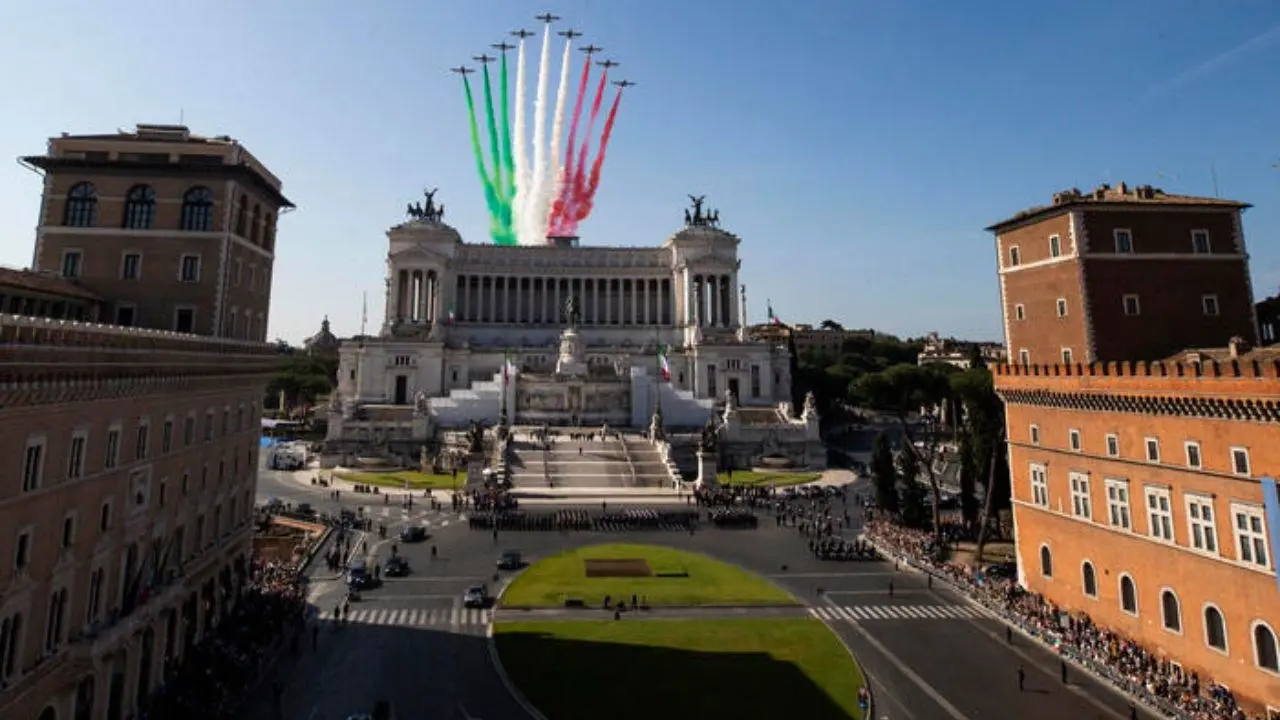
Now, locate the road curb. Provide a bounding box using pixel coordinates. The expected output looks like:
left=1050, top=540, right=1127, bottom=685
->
left=864, top=536, right=1166, bottom=719
left=488, top=567, right=549, bottom=720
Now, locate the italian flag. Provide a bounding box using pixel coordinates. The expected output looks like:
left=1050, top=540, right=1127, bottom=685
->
left=767, top=301, right=781, bottom=326
left=658, top=345, right=671, bottom=381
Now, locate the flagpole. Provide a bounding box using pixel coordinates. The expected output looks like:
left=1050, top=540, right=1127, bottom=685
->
left=361, top=291, right=368, bottom=336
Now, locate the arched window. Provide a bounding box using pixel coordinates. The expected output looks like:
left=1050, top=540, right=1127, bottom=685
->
left=180, top=187, right=214, bottom=231
left=3, top=613, right=22, bottom=678
left=1039, top=545, right=1053, bottom=578
left=1081, top=561, right=1097, bottom=597
left=250, top=204, right=261, bottom=243
left=122, top=185, right=157, bottom=229
left=1203, top=605, right=1227, bottom=652
left=1119, top=574, right=1138, bottom=615
left=1161, top=589, right=1182, bottom=633
left=63, top=182, right=97, bottom=227
left=235, top=196, right=247, bottom=236
left=263, top=212, right=275, bottom=251
left=1255, top=622, right=1278, bottom=672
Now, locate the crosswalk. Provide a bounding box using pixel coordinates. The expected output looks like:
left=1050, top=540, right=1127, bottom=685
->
left=339, top=607, right=491, bottom=628
left=809, top=604, right=985, bottom=622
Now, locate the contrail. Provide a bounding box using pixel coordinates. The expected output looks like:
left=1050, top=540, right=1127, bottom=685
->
left=1137, top=24, right=1280, bottom=105
left=526, top=24, right=553, bottom=245
left=543, top=34, right=574, bottom=242
left=512, top=37, right=528, bottom=245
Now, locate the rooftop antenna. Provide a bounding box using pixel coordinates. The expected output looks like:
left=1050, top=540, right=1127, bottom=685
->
left=1210, top=160, right=1220, bottom=198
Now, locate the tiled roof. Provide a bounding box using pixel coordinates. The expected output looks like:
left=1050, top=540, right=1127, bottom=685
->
left=0, top=267, right=102, bottom=301
left=1165, top=344, right=1280, bottom=364
left=986, top=182, right=1250, bottom=232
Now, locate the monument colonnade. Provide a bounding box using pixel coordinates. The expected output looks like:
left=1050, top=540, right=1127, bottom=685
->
left=388, top=268, right=740, bottom=328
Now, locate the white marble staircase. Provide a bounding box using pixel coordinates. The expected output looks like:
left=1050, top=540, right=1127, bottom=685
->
left=620, top=434, right=677, bottom=488
left=506, top=439, right=552, bottom=488
left=428, top=370, right=512, bottom=427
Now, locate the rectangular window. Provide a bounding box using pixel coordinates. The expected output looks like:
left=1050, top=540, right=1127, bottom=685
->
left=1029, top=424, right=1040, bottom=445
left=1232, top=504, right=1271, bottom=569
left=1029, top=464, right=1048, bottom=507
left=249, top=266, right=257, bottom=291
left=174, top=307, right=195, bottom=333
left=1049, top=235, right=1061, bottom=258
left=1184, top=441, right=1202, bottom=469
left=1056, top=298, right=1068, bottom=317
left=67, top=433, right=87, bottom=479
left=1123, top=295, right=1140, bottom=316
left=1014, top=304, right=1025, bottom=320
left=750, top=365, right=761, bottom=398
left=1061, top=348, right=1073, bottom=364
left=135, top=420, right=150, bottom=461
left=204, top=411, right=214, bottom=442
left=1018, top=349, right=1030, bottom=365
left=105, top=426, right=121, bottom=469
left=1231, top=447, right=1250, bottom=476
left=99, top=501, right=112, bottom=532
left=1105, top=479, right=1131, bottom=530
left=1069, top=472, right=1092, bottom=520
left=236, top=406, right=245, bottom=433
left=23, top=438, right=45, bottom=492
left=1144, top=486, right=1174, bottom=542
left=1202, top=294, right=1219, bottom=316
left=1008, top=246, right=1020, bottom=267
left=121, top=252, right=141, bottom=280
left=180, top=254, right=201, bottom=282
left=706, top=365, right=717, bottom=398
left=1191, top=230, right=1211, bottom=254
left=183, top=415, right=195, bottom=446
left=115, top=304, right=135, bottom=327
left=61, top=250, right=82, bottom=278
left=61, top=515, right=75, bottom=549
left=1185, top=495, right=1218, bottom=554
left=221, top=410, right=230, bottom=437
left=1145, top=437, right=1160, bottom=463
left=162, top=419, right=173, bottom=454
left=1114, top=228, right=1134, bottom=253
left=1068, top=429, right=1081, bottom=452
left=1105, top=434, right=1119, bottom=457
left=15, top=530, right=31, bottom=569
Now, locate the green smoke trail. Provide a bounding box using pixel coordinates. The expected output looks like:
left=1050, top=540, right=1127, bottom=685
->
left=499, top=52, right=515, bottom=204
left=481, top=64, right=514, bottom=245
left=463, top=76, right=511, bottom=245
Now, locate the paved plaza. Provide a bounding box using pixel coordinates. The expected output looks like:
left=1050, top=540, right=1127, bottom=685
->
left=251, top=465, right=1156, bottom=720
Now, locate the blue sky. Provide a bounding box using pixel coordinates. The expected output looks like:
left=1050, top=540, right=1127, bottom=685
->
left=1, top=0, right=1277, bottom=344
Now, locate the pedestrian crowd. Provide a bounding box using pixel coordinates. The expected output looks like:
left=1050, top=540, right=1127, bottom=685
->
left=865, top=520, right=1261, bottom=720
left=147, top=556, right=306, bottom=719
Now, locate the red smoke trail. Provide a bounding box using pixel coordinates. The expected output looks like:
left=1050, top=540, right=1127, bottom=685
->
left=571, top=69, right=610, bottom=208
left=556, top=88, right=623, bottom=234
left=550, top=56, right=593, bottom=232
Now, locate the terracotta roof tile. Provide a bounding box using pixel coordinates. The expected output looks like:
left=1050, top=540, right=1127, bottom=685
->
left=0, top=267, right=102, bottom=302
left=987, top=182, right=1250, bottom=232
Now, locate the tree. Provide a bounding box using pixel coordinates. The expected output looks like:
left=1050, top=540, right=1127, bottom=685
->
left=949, top=366, right=1012, bottom=565
left=266, top=351, right=338, bottom=412
left=869, top=433, right=899, bottom=515
left=897, top=448, right=929, bottom=528
left=820, top=319, right=845, bottom=331
left=854, top=363, right=956, bottom=538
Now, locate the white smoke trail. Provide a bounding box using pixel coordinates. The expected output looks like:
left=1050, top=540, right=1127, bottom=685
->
left=540, top=35, right=574, bottom=241
left=511, top=37, right=529, bottom=246
left=524, top=23, right=553, bottom=245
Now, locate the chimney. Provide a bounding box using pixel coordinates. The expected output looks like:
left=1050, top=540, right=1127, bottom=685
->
left=1228, top=336, right=1249, bottom=358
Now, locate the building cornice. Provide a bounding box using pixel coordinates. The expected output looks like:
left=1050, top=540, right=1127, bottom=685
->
left=998, top=387, right=1280, bottom=423
left=0, top=371, right=274, bottom=409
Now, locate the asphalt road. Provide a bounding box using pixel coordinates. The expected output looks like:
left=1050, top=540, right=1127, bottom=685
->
left=250, top=468, right=1154, bottom=720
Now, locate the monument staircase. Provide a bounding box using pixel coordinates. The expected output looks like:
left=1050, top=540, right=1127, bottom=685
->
left=620, top=434, right=678, bottom=488
left=505, top=438, right=552, bottom=488
left=428, top=370, right=506, bottom=427
left=545, top=434, right=633, bottom=488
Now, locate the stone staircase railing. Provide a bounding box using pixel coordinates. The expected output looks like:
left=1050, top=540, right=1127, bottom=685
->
left=618, top=435, right=639, bottom=486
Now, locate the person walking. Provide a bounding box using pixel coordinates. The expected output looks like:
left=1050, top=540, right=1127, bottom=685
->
left=1005, top=626, right=1013, bottom=644
left=1017, top=664, right=1025, bottom=692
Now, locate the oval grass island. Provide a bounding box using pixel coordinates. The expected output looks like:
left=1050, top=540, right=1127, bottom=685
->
left=493, top=543, right=868, bottom=720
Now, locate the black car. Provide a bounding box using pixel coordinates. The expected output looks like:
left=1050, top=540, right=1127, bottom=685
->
left=497, top=550, right=523, bottom=570
left=347, top=561, right=380, bottom=590
left=463, top=585, right=491, bottom=608
left=399, top=525, right=428, bottom=543
left=384, top=556, right=410, bottom=577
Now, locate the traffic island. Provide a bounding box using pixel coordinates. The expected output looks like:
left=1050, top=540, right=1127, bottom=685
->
left=491, top=543, right=868, bottom=720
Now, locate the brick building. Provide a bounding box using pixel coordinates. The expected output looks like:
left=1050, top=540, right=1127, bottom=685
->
left=1257, top=292, right=1279, bottom=346
left=0, top=125, right=288, bottom=720
left=20, top=124, right=292, bottom=339
left=990, top=185, right=1280, bottom=715
left=987, top=182, right=1258, bottom=365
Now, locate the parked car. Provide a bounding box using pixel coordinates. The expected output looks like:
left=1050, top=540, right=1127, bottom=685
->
left=497, top=550, right=523, bottom=570
left=463, top=584, right=491, bottom=608
left=384, top=556, right=410, bottom=577
left=399, top=525, right=428, bottom=543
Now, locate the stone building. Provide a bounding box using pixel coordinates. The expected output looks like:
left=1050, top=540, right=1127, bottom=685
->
left=990, top=185, right=1279, bottom=715
left=324, top=195, right=818, bottom=470
left=0, top=125, right=288, bottom=720
left=0, top=267, right=105, bottom=322
left=987, top=182, right=1257, bottom=365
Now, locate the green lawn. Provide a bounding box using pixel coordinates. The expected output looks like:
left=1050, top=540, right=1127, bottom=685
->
left=495, top=618, right=866, bottom=720
left=333, top=470, right=460, bottom=490
left=500, top=543, right=798, bottom=608
left=720, top=470, right=822, bottom=487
